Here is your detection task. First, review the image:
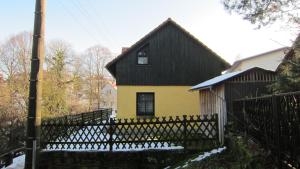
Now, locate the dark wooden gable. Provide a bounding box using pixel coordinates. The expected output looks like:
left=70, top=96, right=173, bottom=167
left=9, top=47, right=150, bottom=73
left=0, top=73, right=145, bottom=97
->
left=106, top=19, right=230, bottom=86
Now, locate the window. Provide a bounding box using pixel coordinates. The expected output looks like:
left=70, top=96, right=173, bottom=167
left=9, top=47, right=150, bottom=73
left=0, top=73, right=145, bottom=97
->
left=136, top=93, right=154, bottom=116
left=137, top=44, right=149, bottom=65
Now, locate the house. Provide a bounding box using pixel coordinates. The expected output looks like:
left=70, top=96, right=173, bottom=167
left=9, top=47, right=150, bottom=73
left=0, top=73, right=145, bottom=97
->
left=191, top=67, right=277, bottom=143
left=106, top=18, right=229, bottom=119
left=227, top=47, right=289, bottom=72
left=100, top=79, right=117, bottom=110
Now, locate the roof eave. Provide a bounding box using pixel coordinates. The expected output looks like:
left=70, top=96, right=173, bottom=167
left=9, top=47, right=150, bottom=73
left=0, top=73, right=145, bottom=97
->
left=105, top=63, right=116, bottom=79
left=190, top=86, right=213, bottom=91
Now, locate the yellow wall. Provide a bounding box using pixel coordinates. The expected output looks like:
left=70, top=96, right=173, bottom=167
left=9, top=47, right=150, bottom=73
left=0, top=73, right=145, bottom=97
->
left=117, top=86, right=199, bottom=119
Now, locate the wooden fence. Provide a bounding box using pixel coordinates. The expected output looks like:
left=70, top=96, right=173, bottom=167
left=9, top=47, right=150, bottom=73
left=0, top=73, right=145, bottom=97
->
left=41, top=114, right=219, bottom=151
left=0, top=120, right=26, bottom=155
left=232, top=91, right=300, bottom=169
left=0, top=108, right=112, bottom=168
left=0, top=120, right=26, bottom=168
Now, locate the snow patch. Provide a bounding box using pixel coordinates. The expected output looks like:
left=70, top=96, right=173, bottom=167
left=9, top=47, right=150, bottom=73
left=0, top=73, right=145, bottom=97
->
left=4, top=155, right=25, bottom=169
left=172, top=146, right=226, bottom=168
left=190, top=146, right=226, bottom=162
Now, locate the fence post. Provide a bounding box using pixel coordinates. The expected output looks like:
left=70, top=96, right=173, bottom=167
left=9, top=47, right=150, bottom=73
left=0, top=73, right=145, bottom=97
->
left=272, top=95, right=282, bottom=168
left=100, top=109, right=103, bottom=121
left=81, top=113, right=84, bottom=125
left=109, top=118, right=114, bottom=151
left=183, top=115, right=187, bottom=152
left=92, top=111, right=95, bottom=123
left=106, top=109, right=109, bottom=120
left=242, top=100, right=248, bottom=136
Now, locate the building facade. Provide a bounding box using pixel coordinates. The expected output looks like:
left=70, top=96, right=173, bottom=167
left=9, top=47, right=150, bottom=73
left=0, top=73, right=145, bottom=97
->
left=227, top=47, right=289, bottom=72
left=106, top=18, right=229, bottom=118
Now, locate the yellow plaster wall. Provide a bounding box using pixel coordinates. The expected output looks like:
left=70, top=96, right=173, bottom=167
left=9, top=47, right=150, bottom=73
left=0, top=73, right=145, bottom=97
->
left=117, top=86, right=199, bottom=119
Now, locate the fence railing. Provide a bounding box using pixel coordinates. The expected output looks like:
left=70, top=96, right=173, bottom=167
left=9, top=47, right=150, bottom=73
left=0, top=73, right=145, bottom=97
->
left=42, top=108, right=112, bottom=123
left=0, top=120, right=26, bottom=155
left=0, top=119, right=26, bottom=168
left=0, top=108, right=112, bottom=168
left=232, top=91, right=300, bottom=169
left=0, top=147, right=25, bottom=169
left=41, top=114, right=219, bottom=151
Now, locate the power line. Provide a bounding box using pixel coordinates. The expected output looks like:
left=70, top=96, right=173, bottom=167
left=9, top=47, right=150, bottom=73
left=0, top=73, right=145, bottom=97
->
left=85, top=0, right=121, bottom=47
left=56, top=1, right=103, bottom=46
left=71, top=0, right=119, bottom=48
left=70, top=0, right=110, bottom=44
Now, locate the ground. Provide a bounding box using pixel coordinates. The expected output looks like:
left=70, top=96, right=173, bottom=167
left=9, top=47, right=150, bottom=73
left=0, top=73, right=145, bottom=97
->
left=166, top=133, right=277, bottom=169
left=5, top=134, right=276, bottom=169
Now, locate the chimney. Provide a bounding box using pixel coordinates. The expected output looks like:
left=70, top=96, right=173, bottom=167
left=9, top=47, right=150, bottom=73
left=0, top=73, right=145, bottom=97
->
left=122, top=47, right=129, bottom=54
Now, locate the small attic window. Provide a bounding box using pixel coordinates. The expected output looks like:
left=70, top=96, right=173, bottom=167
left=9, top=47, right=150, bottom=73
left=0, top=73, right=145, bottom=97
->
left=137, top=44, right=149, bottom=65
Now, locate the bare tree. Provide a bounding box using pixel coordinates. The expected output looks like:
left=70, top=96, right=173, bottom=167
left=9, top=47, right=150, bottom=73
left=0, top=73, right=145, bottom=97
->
left=0, top=32, right=32, bottom=120
left=82, top=45, right=113, bottom=110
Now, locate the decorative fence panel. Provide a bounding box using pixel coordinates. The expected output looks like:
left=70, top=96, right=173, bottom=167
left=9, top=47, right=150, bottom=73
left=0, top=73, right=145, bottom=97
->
left=41, top=114, right=219, bottom=151
left=232, top=91, right=300, bottom=169
left=0, top=108, right=111, bottom=168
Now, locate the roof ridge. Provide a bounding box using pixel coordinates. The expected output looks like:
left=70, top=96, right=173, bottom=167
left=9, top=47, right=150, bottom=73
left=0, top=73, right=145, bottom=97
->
left=106, top=18, right=230, bottom=77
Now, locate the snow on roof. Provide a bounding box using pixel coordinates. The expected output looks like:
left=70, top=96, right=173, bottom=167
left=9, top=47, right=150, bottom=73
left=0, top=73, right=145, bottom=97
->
left=191, top=69, right=251, bottom=90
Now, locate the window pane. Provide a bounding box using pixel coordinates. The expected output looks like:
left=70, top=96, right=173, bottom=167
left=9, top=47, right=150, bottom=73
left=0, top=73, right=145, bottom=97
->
left=137, top=93, right=154, bottom=115
left=137, top=44, right=149, bottom=65
left=145, top=101, right=153, bottom=112
left=138, top=57, right=148, bottom=64
left=137, top=102, right=146, bottom=113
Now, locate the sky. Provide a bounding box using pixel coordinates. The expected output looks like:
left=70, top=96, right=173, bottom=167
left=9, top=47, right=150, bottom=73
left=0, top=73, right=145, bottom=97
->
left=0, top=0, right=297, bottom=64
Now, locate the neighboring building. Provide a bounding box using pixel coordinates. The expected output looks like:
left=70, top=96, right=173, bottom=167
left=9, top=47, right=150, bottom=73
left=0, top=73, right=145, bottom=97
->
left=227, top=47, right=289, bottom=72
left=106, top=18, right=229, bottom=119
left=101, top=80, right=117, bottom=110
left=191, top=67, right=277, bottom=143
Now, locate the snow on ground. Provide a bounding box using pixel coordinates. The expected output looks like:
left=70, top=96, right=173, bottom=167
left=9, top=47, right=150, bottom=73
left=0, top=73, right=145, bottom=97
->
left=3, top=147, right=225, bottom=169
left=44, top=143, right=183, bottom=152
left=190, top=146, right=226, bottom=162
left=3, top=155, right=25, bottom=169
left=172, top=146, right=226, bottom=169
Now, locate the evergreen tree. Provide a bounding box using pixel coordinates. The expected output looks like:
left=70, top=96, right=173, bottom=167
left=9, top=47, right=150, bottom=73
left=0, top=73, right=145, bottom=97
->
left=271, top=34, right=300, bottom=93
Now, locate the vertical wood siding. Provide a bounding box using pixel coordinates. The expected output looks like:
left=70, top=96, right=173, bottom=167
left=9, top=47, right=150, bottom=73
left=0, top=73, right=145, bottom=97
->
left=225, top=69, right=277, bottom=113
left=199, top=85, right=226, bottom=144
left=116, top=23, right=228, bottom=86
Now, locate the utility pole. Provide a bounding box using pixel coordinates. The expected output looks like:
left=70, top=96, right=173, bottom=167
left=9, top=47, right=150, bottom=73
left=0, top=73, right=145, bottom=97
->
left=25, top=0, right=46, bottom=169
